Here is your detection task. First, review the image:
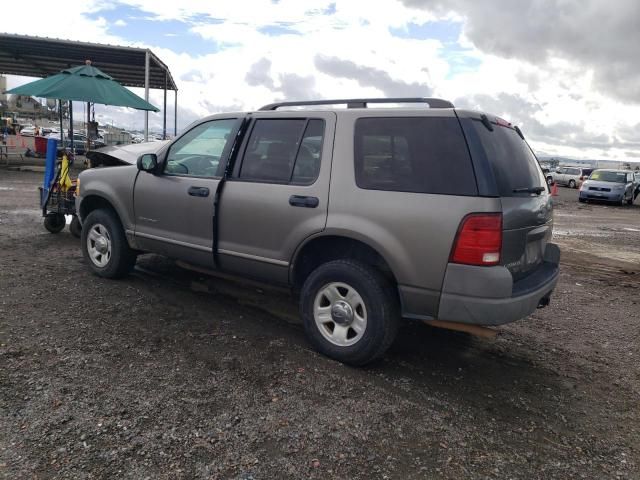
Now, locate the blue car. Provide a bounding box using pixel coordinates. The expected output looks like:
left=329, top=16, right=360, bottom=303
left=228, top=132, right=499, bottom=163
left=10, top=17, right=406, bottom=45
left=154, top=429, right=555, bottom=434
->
left=579, top=169, right=635, bottom=205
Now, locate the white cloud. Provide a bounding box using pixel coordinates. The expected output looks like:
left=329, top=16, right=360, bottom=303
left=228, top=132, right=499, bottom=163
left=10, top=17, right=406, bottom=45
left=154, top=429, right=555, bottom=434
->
left=2, top=0, right=120, bottom=44
left=114, top=19, right=127, bottom=27
left=2, top=0, right=640, bottom=160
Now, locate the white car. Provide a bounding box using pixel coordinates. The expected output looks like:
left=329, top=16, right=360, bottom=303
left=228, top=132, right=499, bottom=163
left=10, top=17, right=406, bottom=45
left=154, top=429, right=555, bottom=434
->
left=554, top=166, right=593, bottom=188
left=20, top=126, right=36, bottom=136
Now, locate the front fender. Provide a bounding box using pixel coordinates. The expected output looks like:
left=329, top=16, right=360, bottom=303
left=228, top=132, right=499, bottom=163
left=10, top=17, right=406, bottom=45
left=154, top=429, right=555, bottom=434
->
left=77, top=165, right=137, bottom=231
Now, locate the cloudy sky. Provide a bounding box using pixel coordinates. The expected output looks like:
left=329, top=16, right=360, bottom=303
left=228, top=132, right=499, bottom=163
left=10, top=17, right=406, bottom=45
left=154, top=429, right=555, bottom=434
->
left=3, top=0, right=640, bottom=160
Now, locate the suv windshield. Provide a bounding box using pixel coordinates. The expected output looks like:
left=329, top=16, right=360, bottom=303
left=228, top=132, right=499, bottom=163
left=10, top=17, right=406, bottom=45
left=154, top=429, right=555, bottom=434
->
left=471, top=120, right=546, bottom=196
left=589, top=170, right=628, bottom=183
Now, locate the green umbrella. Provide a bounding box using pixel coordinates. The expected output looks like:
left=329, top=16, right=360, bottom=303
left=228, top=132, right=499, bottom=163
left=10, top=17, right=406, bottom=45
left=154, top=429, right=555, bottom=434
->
left=5, top=62, right=158, bottom=111
left=5, top=61, right=158, bottom=153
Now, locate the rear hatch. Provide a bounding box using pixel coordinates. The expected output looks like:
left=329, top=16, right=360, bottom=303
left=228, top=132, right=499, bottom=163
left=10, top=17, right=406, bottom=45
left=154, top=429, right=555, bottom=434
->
left=458, top=112, right=553, bottom=281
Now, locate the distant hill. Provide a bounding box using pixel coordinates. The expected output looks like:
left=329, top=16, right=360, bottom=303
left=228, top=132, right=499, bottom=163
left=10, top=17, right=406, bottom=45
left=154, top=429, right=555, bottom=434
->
left=537, top=155, right=640, bottom=170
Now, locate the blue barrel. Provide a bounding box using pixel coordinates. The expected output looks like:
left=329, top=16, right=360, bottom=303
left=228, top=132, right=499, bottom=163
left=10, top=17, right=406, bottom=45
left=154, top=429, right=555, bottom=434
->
left=41, top=138, right=58, bottom=208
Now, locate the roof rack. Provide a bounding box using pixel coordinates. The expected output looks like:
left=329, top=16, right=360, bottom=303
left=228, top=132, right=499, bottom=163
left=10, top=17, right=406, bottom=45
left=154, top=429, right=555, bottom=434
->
left=258, top=97, right=454, bottom=111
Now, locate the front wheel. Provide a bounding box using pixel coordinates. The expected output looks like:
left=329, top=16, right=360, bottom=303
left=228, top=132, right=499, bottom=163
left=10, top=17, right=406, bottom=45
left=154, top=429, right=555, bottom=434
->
left=300, top=260, right=399, bottom=366
left=81, top=209, right=136, bottom=278
left=44, top=213, right=65, bottom=233
left=568, top=179, right=576, bottom=189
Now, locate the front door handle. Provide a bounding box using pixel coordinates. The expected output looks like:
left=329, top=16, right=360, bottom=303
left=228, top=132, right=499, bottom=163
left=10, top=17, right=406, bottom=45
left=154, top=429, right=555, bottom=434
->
left=289, top=195, right=319, bottom=208
left=188, top=186, right=210, bottom=197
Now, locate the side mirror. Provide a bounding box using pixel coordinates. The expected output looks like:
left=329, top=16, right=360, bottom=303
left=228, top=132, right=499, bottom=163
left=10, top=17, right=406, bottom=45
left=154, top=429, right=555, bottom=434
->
left=137, top=153, right=158, bottom=173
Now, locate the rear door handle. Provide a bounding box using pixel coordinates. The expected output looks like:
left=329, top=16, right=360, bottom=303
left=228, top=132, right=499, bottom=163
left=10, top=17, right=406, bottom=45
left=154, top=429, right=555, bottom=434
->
left=188, top=186, right=210, bottom=197
left=289, top=195, right=319, bottom=208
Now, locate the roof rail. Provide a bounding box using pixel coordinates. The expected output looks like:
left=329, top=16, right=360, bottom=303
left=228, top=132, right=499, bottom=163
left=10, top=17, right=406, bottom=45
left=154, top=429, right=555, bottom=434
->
left=258, top=97, right=454, bottom=111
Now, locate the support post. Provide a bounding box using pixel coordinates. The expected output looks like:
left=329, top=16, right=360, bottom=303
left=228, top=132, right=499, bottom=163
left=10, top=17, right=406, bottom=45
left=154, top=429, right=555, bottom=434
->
left=69, top=101, right=74, bottom=153
left=87, top=101, right=91, bottom=152
left=163, top=73, right=167, bottom=140
left=144, top=50, right=150, bottom=142
left=174, top=89, right=178, bottom=137
left=58, top=99, right=64, bottom=144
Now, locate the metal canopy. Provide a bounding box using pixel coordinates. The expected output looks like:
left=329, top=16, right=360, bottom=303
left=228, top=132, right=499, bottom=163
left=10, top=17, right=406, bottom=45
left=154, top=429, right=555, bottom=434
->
left=0, top=33, right=177, bottom=91
left=0, top=32, right=178, bottom=139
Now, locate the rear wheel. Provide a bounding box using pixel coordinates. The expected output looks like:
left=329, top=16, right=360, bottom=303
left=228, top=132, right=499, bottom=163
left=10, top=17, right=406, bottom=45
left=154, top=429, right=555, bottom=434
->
left=69, top=216, right=82, bottom=238
left=82, top=209, right=136, bottom=278
left=568, top=179, right=576, bottom=188
left=44, top=213, right=65, bottom=233
left=546, top=176, right=553, bottom=186
left=300, top=260, right=399, bottom=366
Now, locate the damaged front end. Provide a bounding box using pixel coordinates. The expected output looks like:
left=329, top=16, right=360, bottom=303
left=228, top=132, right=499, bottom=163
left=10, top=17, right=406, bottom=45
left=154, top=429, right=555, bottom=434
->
left=85, top=141, right=170, bottom=168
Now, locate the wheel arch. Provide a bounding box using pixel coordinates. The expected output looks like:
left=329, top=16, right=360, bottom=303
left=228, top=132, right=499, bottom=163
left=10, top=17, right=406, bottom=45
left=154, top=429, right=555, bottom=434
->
left=78, top=194, right=119, bottom=222
left=290, top=234, right=400, bottom=293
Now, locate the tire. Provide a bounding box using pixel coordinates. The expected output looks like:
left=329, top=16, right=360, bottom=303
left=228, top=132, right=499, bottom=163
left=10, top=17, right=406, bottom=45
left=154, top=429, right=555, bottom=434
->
left=626, top=194, right=633, bottom=205
left=300, top=259, right=399, bottom=366
left=81, top=208, right=136, bottom=278
left=578, top=198, right=586, bottom=203
left=44, top=213, right=65, bottom=233
left=568, top=180, right=576, bottom=189
left=546, top=176, right=553, bottom=186
left=69, top=216, right=82, bottom=238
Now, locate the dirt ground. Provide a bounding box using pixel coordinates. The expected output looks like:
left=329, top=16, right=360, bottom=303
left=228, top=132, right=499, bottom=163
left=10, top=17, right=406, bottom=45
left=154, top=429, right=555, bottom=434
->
left=1, top=169, right=638, bottom=479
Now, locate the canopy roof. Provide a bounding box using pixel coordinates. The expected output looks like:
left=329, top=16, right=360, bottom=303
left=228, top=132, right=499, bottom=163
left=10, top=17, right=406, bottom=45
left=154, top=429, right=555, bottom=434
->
left=6, top=62, right=159, bottom=111
left=0, top=32, right=177, bottom=91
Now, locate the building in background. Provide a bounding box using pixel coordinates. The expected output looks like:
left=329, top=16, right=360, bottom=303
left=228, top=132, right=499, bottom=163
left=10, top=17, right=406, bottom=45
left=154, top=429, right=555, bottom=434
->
left=7, top=94, right=46, bottom=116
left=0, top=76, right=8, bottom=115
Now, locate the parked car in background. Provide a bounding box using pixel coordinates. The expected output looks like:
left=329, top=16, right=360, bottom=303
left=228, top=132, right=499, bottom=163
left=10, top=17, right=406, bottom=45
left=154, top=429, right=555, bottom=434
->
left=19, top=126, right=36, bottom=136
left=577, top=168, right=594, bottom=188
left=48, top=132, right=106, bottom=155
left=633, top=171, right=640, bottom=200
left=554, top=166, right=593, bottom=188
left=77, top=97, right=560, bottom=365
left=579, top=170, right=635, bottom=205
left=40, top=127, right=57, bottom=136
left=17, top=124, right=35, bottom=135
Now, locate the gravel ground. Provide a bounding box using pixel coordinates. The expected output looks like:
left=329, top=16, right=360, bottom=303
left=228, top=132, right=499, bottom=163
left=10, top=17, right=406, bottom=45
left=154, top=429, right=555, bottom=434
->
left=1, top=170, right=639, bottom=479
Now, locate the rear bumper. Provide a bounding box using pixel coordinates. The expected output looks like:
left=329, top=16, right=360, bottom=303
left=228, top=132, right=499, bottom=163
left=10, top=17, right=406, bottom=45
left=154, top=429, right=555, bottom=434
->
left=436, top=243, right=560, bottom=326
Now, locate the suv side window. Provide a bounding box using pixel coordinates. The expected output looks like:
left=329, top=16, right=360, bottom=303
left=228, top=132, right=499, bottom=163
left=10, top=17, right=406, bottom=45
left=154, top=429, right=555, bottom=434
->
left=239, top=118, right=325, bottom=184
left=354, top=117, right=477, bottom=195
left=165, top=119, right=236, bottom=178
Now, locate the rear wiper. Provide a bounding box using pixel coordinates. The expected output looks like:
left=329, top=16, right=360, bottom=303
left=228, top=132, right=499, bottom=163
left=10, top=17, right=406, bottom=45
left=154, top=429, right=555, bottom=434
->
left=513, top=186, right=546, bottom=195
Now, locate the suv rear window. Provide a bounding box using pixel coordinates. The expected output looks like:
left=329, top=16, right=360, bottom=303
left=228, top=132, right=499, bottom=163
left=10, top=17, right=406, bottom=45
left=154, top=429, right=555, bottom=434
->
left=470, top=120, right=546, bottom=197
left=354, top=117, right=477, bottom=195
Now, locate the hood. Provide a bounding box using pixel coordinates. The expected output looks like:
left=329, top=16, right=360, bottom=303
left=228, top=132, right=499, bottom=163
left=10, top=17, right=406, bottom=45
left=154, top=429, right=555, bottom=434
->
left=86, top=140, right=169, bottom=166
left=582, top=180, right=626, bottom=189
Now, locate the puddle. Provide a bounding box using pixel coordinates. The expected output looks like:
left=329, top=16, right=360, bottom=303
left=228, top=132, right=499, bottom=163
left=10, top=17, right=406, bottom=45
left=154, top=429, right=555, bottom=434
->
left=7, top=209, right=41, bottom=217
left=553, top=229, right=612, bottom=238
left=559, top=243, right=640, bottom=264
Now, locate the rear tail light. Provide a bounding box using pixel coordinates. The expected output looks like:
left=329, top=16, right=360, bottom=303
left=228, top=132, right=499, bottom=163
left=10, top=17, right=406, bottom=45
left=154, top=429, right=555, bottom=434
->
left=450, top=213, right=502, bottom=266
